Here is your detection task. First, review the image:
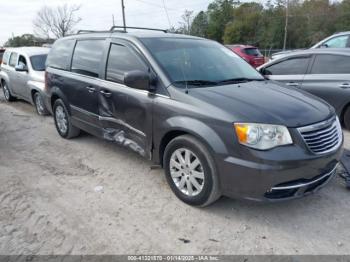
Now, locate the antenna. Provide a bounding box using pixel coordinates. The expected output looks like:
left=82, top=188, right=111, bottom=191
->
left=121, top=0, right=126, bottom=30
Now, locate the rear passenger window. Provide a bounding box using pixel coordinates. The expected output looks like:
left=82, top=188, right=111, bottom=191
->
left=311, top=55, right=350, bottom=74
left=9, top=53, right=18, bottom=67
left=265, top=56, right=310, bottom=75
left=46, top=39, right=75, bottom=70
left=2, top=51, right=10, bottom=65
left=106, top=44, right=147, bottom=84
left=71, top=40, right=105, bottom=77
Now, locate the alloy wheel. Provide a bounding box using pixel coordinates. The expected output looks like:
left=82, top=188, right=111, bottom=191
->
left=169, top=148, right=205, bottom=196
left=55, top=105, right=68, bottom=134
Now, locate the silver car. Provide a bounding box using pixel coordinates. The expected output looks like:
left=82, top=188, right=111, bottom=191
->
left=0, top=47, right=50, bottom=115
left=258, top=48, right=350, bottom=129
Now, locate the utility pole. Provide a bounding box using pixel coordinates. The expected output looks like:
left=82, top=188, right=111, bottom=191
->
left=112, top=14, right=115, bottom=26
left=283, top=0, right=289, bottom=50
left=121, top=0, right=126, bottom=30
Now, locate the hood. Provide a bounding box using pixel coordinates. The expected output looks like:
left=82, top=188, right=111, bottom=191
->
left=185, top=81, right=334, bottom=128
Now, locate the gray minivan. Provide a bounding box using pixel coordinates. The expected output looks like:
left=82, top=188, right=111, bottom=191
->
left=45, top=27, right=343, bottom=206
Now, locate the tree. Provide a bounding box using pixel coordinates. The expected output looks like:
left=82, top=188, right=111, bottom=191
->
left=178, top=10, right=194, bottom=35
left=33, top=4, right=82, bottom=39
left=223, top=2, right=263, bottom=45
left=4, top=34, right=36, bottom=47
left=191, top=11, right=209, bottom=38
left=207, top=0, right=235, bottom=42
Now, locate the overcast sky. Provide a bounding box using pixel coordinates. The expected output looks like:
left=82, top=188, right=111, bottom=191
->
left=0, top=0, right=216, bottom=45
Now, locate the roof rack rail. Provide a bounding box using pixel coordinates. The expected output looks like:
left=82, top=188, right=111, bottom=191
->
left=109, top=26, right=167, bottom=33
left=77, top=29, right=113, bottom=34
left=76, top=26, right=167, bottom=35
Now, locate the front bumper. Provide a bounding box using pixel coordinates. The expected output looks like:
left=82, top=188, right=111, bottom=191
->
left=218, top=143, right=343, bottom=202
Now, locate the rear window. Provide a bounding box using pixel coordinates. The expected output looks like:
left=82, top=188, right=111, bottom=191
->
left=46, top=39, right=75, bottom=70
left=30, top=54, right=48, bottom=71
left=243, top=48, right=262, bottom=56
left=310, top=54, right=350, bottom=74
left=2, top=51, right=10, bottom=65
left=71, top=40, right=105, bottom=77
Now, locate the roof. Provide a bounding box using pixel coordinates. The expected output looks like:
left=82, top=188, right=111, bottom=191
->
left=272, top=48, right=350, bottom=59
left=60, top=30, right=204, bottom=42
left=226, top=44, right=257, bottom=49
left=4, top=47, right=50, bottom=56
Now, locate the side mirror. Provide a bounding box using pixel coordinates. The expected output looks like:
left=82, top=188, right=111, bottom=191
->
left=259, top=67, right=266, bottom=75
left=15, top=64, right=28, bottom=72
left=124, top=70, right=153, bottom=91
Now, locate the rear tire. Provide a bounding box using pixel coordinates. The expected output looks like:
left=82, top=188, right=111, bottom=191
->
left=33, top=92, right=49, bottom=116
left=2, top=82, right=15, bottom=102
left=163, top=135, right=221, bottom=207
left=53, top=99, right=80, bottom=139
left=344, top=106, right=350, bottom=130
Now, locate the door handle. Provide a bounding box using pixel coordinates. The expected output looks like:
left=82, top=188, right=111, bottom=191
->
left=86, top=86, right=96, bottom=93
left=339, top=83, right=350, bottom=89
left=286, top=82, right=300, bottom=87
left=100, top=90, right=112, bottom=97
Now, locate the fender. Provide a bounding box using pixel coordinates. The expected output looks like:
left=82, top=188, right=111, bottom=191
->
left=0, top=71, right=10, bottom=88
left=50, top=86, right=72, bottom=115
left=154, top=116, right=229, bottom=164
left=27, top=80, right=45, bottom=104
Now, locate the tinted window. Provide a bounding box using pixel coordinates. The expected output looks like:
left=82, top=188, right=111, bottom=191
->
left=46, top=39, right=75, bottom=70
left=323, top=35, right=348, bottom=48
left=18, top=55, right=27, bottom=67
left=141, top=38, right=263, bottom=87
left=30, top=55, right=48, bottom=71
left=311, top=54, right=350, bottom=74
left=0, top=51, right=4, bottom=61
left=71, top=40, right=105, bottom=77
left=106, top=44, right=148, bottom=83
left=265, top=57, right=310, bottom=75
left=244, top=48, right=262, bottom=56
left=9, top=53, right=18, bottom=67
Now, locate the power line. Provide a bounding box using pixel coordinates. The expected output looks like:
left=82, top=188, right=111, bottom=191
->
left=162, top=0, right=172, bottom=27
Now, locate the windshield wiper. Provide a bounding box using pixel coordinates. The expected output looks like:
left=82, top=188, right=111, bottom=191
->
left=173, top=80, right=218, bottom=87
left=216, top=77, right=264, bottom=84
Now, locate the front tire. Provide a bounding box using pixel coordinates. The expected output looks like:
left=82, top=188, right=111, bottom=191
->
left=34, top=92, right=49, bottom=116
left=163, top=135, right=221, bottom=207
left=53, top=99, right=80, bottom=139
left=2, top=82, right=15, bottom=102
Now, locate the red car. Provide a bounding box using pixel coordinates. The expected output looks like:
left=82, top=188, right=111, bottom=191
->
left=226, top=45, right=265, bottom=68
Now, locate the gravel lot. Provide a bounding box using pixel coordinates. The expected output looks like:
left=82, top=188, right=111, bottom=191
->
left=0, top=91, right=350, bottom=255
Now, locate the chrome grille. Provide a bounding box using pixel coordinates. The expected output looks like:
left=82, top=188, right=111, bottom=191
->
left=298, top=117, right=342, bottom=154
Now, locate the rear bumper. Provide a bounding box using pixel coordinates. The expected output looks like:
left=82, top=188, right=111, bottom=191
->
left=217, top=143, right=343, bottom=202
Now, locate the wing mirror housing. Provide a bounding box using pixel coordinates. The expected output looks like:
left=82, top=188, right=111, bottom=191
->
left=124, top=70, right=155, bottom=91
left=15, top=64, right=28, bottom=72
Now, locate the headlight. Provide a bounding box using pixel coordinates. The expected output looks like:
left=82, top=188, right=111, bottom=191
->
left=234, top=123, right=293, bottom=150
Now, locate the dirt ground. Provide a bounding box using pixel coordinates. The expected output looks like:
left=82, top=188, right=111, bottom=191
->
left=0, top=92, right=350, bottom=255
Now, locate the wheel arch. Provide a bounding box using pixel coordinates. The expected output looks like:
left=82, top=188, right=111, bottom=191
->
left=156, top=117, right=228, bottom=166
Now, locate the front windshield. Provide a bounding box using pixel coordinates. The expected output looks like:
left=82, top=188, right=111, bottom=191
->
left=140, top=37, right=264, bottom=87
left=30, top=54, right=48, bottom=71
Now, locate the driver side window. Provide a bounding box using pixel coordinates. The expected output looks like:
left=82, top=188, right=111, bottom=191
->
left=18, top=55, right=27, bottom=67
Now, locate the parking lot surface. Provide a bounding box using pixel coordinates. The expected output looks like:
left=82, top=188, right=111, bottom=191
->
left=0, top=92, right=350, bottom=255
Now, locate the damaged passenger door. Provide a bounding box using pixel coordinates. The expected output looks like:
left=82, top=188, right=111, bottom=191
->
left=99, top=40, right=154, bottom=158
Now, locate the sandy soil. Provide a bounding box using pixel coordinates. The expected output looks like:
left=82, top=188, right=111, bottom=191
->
left=0, top=92, right=349, bottom=255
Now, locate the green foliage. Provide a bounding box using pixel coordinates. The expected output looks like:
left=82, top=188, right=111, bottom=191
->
left=179, top=0, right=350, bottom=49
left=191, top=11, right=209, bottom=37
left=4, top=34, right=37, bottom=47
